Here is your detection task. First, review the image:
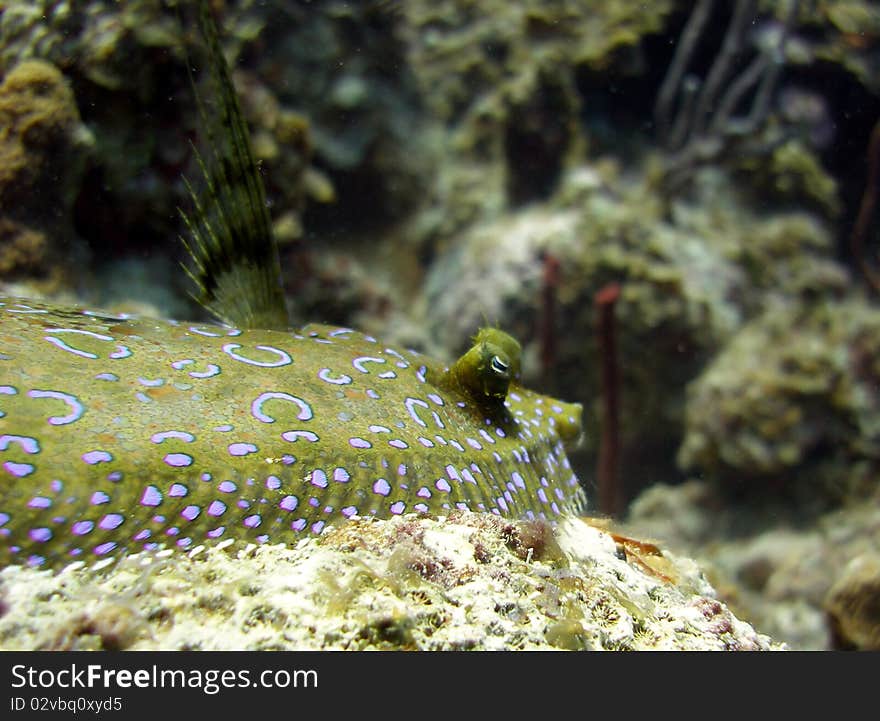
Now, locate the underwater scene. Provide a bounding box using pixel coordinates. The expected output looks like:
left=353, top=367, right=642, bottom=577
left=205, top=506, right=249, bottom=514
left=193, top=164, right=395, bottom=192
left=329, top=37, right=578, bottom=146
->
left=0, top=0, right=878, bottom=651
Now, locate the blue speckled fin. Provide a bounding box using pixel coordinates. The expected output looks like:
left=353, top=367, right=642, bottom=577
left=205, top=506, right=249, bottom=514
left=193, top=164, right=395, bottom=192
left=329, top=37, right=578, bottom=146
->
left=179, top=0, right=289, bottom=331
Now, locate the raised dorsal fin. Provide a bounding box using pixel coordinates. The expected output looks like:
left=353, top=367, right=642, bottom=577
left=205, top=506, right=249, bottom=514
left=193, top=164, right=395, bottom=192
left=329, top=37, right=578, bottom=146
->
left=178, top=0, right=289, bottom=330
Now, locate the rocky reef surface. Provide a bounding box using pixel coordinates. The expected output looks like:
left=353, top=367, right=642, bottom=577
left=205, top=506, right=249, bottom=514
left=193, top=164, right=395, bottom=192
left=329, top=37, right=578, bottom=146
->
left=0, top=512, right=780, bottom=651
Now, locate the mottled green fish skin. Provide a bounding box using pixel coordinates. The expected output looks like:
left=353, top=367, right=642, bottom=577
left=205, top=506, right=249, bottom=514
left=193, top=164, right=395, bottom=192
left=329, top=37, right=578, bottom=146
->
left=0, top=297, right=586, bottom=569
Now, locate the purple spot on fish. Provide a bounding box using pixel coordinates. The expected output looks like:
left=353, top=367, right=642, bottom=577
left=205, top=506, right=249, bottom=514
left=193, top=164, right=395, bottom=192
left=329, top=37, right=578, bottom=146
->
left=333, top=467, right=350, bottom=483
left=309, top=469, right=328, bottom=488
left=164, top=453, right=193, bottom=467
left=311, top=521, right=325, bottom=534
left=388, top=439, right=408, bottom=449
left=140, top=485, right=162, bottom=507
left=369, top=424, right=390, bottom=433
left=445, top=465, right=460, bottom=482
left=28, top=496, right=51, bottom=509
left=99, top=514, right=124, bottom=530
left=151, top=430, right=195, bottom=444
left=133, top=529, right=151, bottom=541
left=244, top=514, right=262, bottom=528
left=94, top=541, right=117, bottom=556
left=29, top=528, right=51, bottom=542
left=214, top=424, right=233, bottom=432
left=398, top=464, right=408, bottom=476
left=90, top=491, right=110, bottom=505
left=107, top=471, right=123, bottom=483
left=72, top=520, right=94, bottom=536
left=466, top=437, right=482, bottom=450
left=237, top=499, right=250, bottom=510
left=461, top=468, right=476, bottom=484
left=414, top=503, right=429, bottom=513
left=373, top=478, right=391, bottom=496
left=82, top=450, right=112, bottom=465
left=352, top=356, right=385, bottom=373
left=4, top=461, right=34, bottom=477
left=266, top=475, right=281, bottom=490
left=177, top=537, right=193, bottom=548
left=341, top=506, right=357, bottom=518
left=218, top=481, right=237, bottom=493
left=449, top=440, right=464, bottom=452
left=50, top=480, right=62, bottom=493
left=169, top=483, right=188, bottom=498
left=189, top=364, right=220, bottom=379
left=279, top=496, right=298, bottom=512
left=282, top=430, right=319, bottom=443
left=318, top=368, right=352, bottom=385
left=138, top=377, right=165, bottom=387
left=27, top=555, right=46, bottom=567
left=512, top=471, right=526, bottom=490
left=349, top=437, right=371, bottom=449
left=417, top=486, right=431, bottom=498
left=435, top=479, right=451, bottom=493
left=207, top=526, right=225, bottom=538
left=417, top=437, right=434, bottom=448
left=181, top=505, right=200, bottom=521
left=390, top=501, right=405, bottom=515
left=166, top=527, right=180, bottom=537
left=0, top=435, right=40, bottom=454
left=404, top=397, right=429, bottom=427
left=207, top=500, right=227, bottom=516
left=366, top=389, right=380, bottom=399
left=291, top=519, right=307, bottom=532
left=228, top=442, right=258, bottom=457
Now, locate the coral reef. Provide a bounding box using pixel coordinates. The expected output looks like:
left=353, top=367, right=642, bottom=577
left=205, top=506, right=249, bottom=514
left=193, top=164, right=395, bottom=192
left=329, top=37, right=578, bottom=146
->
left=626, top=480, right=880, bottom=650
left=0, top=58, right=92, bottom=291
left=0, top=513, right=780, bottom=651
left=678, top=298, right=880, bottom=503
left=826, top=552, right=880, bottom=650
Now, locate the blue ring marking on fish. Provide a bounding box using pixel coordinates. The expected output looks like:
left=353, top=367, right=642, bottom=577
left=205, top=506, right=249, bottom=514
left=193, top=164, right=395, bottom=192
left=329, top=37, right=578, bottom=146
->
left=317, top=368, right=352, bottom=385
left=26, top=390, right=85, bottom=426
left=352, top=356, right=385, bottom=373
left=0, top=435, right=40, bottom=454
left=222, top=343, right=292, bottom=367
left=251, top=392, right=314, bottom=422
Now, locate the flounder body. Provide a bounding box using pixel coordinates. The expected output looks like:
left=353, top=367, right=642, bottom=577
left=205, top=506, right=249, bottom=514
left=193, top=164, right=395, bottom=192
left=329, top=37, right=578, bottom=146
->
left=0, top=297, right=586, bottom=568
left=0, top=2, right=587, bottom=569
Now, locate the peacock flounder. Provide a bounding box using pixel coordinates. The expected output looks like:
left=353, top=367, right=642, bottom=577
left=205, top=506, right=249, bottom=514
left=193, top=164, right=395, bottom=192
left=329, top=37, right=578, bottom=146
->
left=0, top=304, right=585, bottom=568
left=0, top=1, right=587, bottom=569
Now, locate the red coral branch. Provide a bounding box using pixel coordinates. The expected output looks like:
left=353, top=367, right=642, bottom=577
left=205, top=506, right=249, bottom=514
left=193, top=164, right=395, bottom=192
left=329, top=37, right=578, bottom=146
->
left=851, top=119, right=880, bottom=292
left=595, top=282, right=621, bottom=517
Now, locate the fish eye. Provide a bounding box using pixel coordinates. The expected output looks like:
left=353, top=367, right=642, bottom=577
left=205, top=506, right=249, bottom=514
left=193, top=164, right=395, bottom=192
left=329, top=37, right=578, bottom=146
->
left=490, top=355, right=509, bottom=376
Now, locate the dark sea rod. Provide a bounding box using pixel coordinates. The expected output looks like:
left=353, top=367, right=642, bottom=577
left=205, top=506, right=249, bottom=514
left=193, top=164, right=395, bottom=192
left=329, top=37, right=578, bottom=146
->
left=0, top=1, right=587, bottom=569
